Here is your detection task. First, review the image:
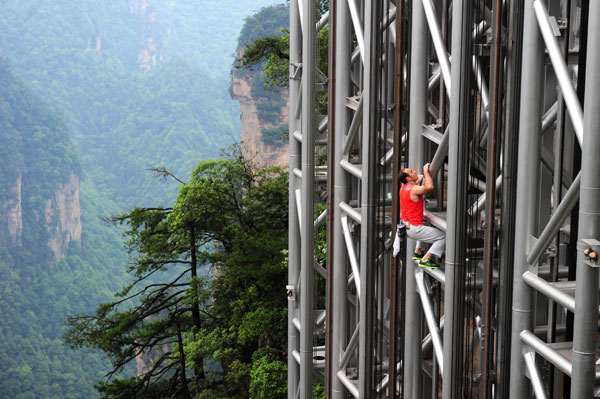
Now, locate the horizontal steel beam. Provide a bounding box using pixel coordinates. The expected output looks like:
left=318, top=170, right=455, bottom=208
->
left=340, top=159, right=363, bottom=179
left=340, top=202, right=362, bottom=224
left=337, top=371, right=359, bottom=398
left=522, top=271, right=575, bottom=312
left=520, top=330, right=572, bottom=376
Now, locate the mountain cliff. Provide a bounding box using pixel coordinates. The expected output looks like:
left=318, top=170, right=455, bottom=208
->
left=231, top=4, right=290, bottom=168
left=0, top=0, right=284, bottom=396
left=0, top=60, right=81, bottom=264
left=231, top=65, right=289, bottom=168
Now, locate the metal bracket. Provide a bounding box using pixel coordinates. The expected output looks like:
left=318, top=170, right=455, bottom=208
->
left=290, top=62, right=302, bottom=80
left=581, top=238, right=600, bottom=267
left=286, top=285, right=296, bottom=301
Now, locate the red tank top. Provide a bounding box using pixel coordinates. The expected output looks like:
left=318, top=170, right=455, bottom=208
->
left=400, top=184, right=424, bottom=225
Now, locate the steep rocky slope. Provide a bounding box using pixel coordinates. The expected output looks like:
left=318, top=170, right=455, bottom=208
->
left=0, top=60, right=81, bottom=264
left=231, top=69, right=289, bottom=169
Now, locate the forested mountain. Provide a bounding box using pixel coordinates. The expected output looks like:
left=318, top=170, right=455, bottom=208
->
left=0, top=0, right=283, bottom=397
left=0, top=58, right=127, bottom=399
left=0, top=0, right=281, bottom=208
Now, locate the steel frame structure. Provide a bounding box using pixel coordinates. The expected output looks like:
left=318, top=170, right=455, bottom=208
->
left=288, top=0, right=600, bottom=398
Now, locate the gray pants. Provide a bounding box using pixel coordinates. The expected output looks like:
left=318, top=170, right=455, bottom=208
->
left=406, top=224, right=446, bottom=258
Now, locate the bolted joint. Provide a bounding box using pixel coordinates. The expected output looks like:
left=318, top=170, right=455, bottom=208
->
left=581, top=239, right=600, bottom=267
left=286, top=285, right=296, bottom=301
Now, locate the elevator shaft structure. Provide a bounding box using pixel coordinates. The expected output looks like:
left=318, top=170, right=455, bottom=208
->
left=288, top=0, right=600, bottom=397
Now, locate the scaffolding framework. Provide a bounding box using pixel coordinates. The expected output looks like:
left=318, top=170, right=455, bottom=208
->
left=288, top=0, right=600, bottom=398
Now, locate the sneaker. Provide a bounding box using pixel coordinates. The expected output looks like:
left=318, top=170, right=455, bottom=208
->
left=412, top=251, right=424, bottom=260
left=419, top=258, right=439, bottom=269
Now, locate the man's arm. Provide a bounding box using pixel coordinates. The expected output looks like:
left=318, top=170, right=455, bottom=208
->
left=410, top=163, right=434, bottom=201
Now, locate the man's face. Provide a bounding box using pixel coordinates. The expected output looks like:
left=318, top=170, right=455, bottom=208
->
left=403, top=168, right=418, bottom=182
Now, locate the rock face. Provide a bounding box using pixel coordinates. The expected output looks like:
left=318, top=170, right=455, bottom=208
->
left=45, top=173, right=82, bottom=262
left=136, top=343, right=170, bottom=377
left=4, top=171, right=23, bottom=245
left=3, top=172, right=81, bottom=262
left=85, top=0, right=164, bottom=71
left=127, top=0, right=163, bottom=71
left=231, top=68, right=289, bottom=169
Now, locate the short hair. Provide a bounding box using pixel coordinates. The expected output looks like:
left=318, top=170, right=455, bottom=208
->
left=399, top=170, right=410, bottom=184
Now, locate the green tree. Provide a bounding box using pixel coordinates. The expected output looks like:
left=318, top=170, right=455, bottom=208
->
left=183, top=148, right=289, bottom=398
left=65, top=148, right=289, bottom=398
left=65, top=203, right=203, bottom=398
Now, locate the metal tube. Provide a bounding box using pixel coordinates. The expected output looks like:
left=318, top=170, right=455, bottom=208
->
left=315, top=209, right=327, bottom=229
left=340, top=323, right=360, bottom=370
left=404, top=0, right=428, bottom=396
left=509, top=1, right=544, bottom=396
left=541, top=101, right=557, bottom=133
left=317, top=10, right=329, bottom=32
left=358, top=0, right=379, bottom=393
left=468, top=175, right=502, bottom=216
left=337, top=371, right=359, bottom=398
left=416, top=272, right=444, bottom=374
left=341, top=215, right=361, bottom=299
left=299, top=0, right=316, bottom=395
left=520, top=330, right=572, bottom=376
left=347, top=0, right=364, bottom=64
left=342, top=95, right=364, bottom=155
left=481, top=2, right=503, bottom=394
left=472, top=55, right=490, bottom=123
left=442, top=1, right=472, bottom=397
left=288, top=1, right=302, bottom=396
left=390, top=2, right=406, bottom=395
left=571, top=1, right=600, bottom=396
left=340, top=159, right=363, bottom=179
left=496, top=2, right=524, bottom=396
left=421, top=0, right=451, bottom=95
left=522, top=271, right=575, bottom=312
left=430, top=125, right=449, bottom=179
left=523, top=350, right=550, bottom=399
left=339, top=202, right=361, bottom=224
left=423, top=210, right=447, bottom=232
left=532, top=0, right=583, bottom=145
left=295, top=189, right=302, bottom=235
left=422, top=316, right=445, bottom=353
left=527, top=172, right=581, bottom=265
left=329, top=0, right=351, bottom=396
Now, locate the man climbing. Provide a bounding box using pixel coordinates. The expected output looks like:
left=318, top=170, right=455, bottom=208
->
left=399, top=163, right=446, bottom=269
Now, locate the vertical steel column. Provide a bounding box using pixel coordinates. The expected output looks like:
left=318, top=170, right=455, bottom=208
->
left=496, top=2, right=523, bottom=397
left=288, top=1, right=302, bottom=397
left=403, top=0, right=427, bottom=396
left=330, top=0, right=351, bottom=396
left=300, top=0, right=316, bottom=396
left=390, top=1, right=406, bottom=396
left=571, top=2, right=600, bottom=396
left=441, top=0, right=472, bottom=398
left=509, top=0, right=544, bottom=397
left=358, top=0, right=378, bottom=395
left=480, top=1, right=503, bottom=397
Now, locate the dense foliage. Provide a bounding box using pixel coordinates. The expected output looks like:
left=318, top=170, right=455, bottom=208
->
left=0, top=0, right=282, bottom=211
left=0, top=58, right=130, bottom=399
left=65, top=150, right=289, bottom=398
left=0, top=0, right=285, bottom=397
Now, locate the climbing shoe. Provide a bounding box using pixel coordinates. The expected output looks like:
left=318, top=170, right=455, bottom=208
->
left=418, top=258, right=439, bottom=269
left=412, top=251, right=424, bottom=261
